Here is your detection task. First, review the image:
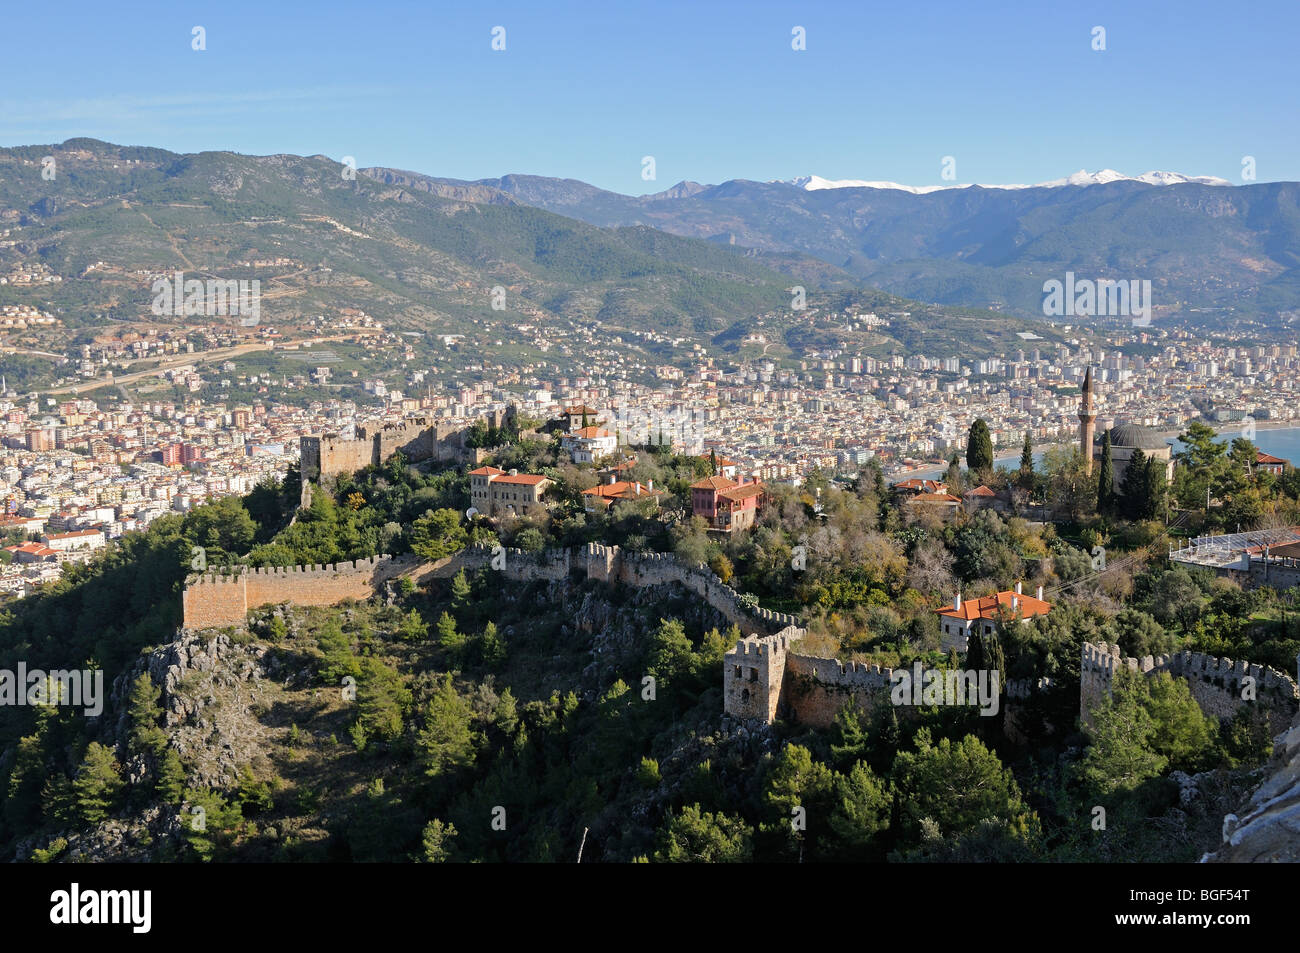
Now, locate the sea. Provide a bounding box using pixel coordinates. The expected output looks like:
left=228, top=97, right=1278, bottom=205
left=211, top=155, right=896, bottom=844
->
left=890, top=425, right=1300, bottom=484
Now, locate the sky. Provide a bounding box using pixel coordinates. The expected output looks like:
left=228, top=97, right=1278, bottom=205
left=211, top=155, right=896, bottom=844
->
left=2, top=0, right=1298, bottom=195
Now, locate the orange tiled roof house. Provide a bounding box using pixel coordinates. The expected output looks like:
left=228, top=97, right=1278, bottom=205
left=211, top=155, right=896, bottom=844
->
left=581, top=477, right=661, bottom=512
left=468, top=466, right=553, bottom=518
left=936, top=582, right=1052, bottom=652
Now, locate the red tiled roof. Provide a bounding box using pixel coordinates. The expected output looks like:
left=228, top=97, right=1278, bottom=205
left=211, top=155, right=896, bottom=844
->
left=571, top=426, right=612, bottom=439
left=718, top=483, right=763, bottom=503
left=469, top=466, right=506, bottom=476
left=1257, top=451, right=1287, bottom=465
left=937, top=590, right=1052, bottom=621
left=6, top=542, right=58, bottom=557
left=965, top=485, right=997, bottom=497
left=583, top=481, right=658, bottom=504
left=493, top=473, right=549, bottom=486
left=895, top=478, right=948, bottom=493
left=691, top=475, right=737, bottom=491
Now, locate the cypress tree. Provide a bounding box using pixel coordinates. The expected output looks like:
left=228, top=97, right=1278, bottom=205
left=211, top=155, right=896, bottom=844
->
left=1119, top=447, right=1149, bottom=521
left=1096, top=431, right=1115, bottom=515
left=1143, top=455, right=1167, bottom=522
left=1017, top=433, right=1035, bottom=490
left=966, top=419, right=994, bottom=472
left=966, top=629, right=1006, bottom=687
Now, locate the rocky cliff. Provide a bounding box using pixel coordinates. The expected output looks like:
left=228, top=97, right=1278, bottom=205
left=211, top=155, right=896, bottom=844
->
left=1205, top=710, right=1300, bottom=862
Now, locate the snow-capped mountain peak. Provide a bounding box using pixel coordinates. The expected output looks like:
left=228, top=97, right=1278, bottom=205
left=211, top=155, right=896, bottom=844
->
left=780, top=169, right=1233, bottom=192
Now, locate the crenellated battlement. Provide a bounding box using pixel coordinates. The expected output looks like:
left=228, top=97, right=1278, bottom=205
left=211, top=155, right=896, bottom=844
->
left=182, top=554, right=400, bottom=628
left=1081, top=641, right=1299, bottom=732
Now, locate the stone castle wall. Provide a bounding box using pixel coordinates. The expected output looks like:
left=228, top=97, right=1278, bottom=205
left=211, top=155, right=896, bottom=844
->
left=300, top=412, right=494, bottom=481
left=1080, top=641, right=1300, bottom=734
left=782, top=654, right=896, bottom=728
left=589, top=543, right=800, bottom=636
left=182, top=541, right=796, bottom=639
left=182, top=555, right=401, bottom=629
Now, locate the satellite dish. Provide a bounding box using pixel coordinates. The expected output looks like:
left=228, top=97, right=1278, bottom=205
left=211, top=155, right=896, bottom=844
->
left=465, top=507, right=479, bottom=519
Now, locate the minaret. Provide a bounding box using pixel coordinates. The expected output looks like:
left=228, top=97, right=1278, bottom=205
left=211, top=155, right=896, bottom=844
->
left=1079, top=366, right=1096, bottom=475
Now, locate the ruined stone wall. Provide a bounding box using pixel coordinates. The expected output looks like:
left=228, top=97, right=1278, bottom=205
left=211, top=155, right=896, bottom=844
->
left=781, top=653, right=896, bottom=728
left=182, top=574, right=249, bottom=631
left=300, top=433, right=377, bottom=480
left=301, top=418, right=474, bottom=481
left=1080, top=641, right=1299, bottom=734
left=586, top=543, right=800, bottom=638
left=365, top=417, right=433, bottom=463
left=299, top=436, right=322, bottom=482
left=182, top=556, right=398, bottom=628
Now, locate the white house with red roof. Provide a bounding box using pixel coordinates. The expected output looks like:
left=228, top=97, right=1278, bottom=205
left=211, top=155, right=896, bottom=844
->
left=581, top=478, right=662, bottom=513
left=4, top=541, right=61, bottom=564
left=892, top=478, right=949, bottom=497
left=936, top=583, right=1052, bottom=652
left=1256, top=451, right=1288, bottom=476
left=41, top=528, right=105, bottom=552
left=561, top=426, right=617, bottom=464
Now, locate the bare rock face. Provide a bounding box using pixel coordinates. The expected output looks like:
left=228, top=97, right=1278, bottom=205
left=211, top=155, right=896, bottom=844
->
left=1204, top=715, right=1300, bottom=862
left=112, top=629, right=270, bottom=790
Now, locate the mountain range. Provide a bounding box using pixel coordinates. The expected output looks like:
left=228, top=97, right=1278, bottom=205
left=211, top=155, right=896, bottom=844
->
left=0, top=139, right=1295, bottom=353
left=782, top=170, right=1235, bottom=192
left=363, top=166, right=1300, bottom=323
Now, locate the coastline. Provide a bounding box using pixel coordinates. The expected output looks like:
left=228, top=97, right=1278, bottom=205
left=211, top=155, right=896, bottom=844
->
left=885, top=420, right=1300, bottom=482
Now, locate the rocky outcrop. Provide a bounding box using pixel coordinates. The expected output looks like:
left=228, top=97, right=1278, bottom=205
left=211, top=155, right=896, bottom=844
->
left=1204, top=712, right=1300, bottom=862
left=112, top=629, right=271, bottom=789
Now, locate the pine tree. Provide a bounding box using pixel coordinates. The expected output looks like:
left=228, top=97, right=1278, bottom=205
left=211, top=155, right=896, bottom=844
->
left=1096, top=430, right=1116, bottom=515
left=157, top=749, right=187, bottom=804
left=421, top=819, right=459, bottom=862
left=966, top=419, right=994, bottom=473
left=449, top=569, right=472, bottom=613
left=72, top=742, right=124, bottom=825
left=437, top=611, right=466, bottom=662
left=480, top=621, right=506, bottom=668
left=127, top=672, right=167, bottom=757
left=709, top=449, right=718, bottom=475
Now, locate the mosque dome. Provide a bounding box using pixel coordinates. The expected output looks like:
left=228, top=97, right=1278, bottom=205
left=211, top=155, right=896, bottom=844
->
left=1104, top=423, right=1168, bottom=451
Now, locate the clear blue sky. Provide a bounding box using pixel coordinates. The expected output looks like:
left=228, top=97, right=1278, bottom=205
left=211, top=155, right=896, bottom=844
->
left=3, top=0, right=1297, bottom=194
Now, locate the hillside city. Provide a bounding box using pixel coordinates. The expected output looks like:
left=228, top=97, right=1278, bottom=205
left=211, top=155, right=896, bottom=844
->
left=2, top=297, right=1296, bottom=598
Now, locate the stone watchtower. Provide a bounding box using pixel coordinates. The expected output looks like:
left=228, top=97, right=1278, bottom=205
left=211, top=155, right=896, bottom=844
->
left=724, top=630, right=797, bottom=721
left=1078, top=366, right=1096, bottom=476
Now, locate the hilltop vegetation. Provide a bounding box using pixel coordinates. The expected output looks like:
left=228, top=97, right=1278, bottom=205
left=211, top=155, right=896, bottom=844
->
left=1, top=421, right=1298, bottom=862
